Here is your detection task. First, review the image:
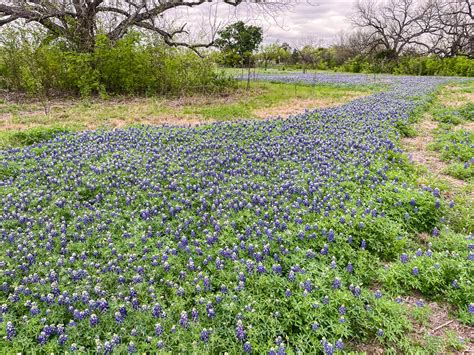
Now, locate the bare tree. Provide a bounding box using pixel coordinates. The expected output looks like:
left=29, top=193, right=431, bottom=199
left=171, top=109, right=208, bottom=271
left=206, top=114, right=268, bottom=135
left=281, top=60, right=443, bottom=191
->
left=432, top=0, right=473, bottom=57
left=0, top=0, right=276, bottom=53
left=353, top=0, right=440, bottom=58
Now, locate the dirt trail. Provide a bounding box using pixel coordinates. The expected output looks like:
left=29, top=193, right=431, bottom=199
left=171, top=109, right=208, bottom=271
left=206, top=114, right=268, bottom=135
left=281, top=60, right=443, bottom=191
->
left=401, top=102, right=473, bottom=351
left=404, top=296, right=474, bottom=354
left=402, top=114, right=466, bottom=188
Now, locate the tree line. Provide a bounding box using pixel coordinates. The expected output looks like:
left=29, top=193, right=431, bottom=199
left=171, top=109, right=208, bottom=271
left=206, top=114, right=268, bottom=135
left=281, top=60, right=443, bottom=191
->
left=221, top=0, right=473, bottom=76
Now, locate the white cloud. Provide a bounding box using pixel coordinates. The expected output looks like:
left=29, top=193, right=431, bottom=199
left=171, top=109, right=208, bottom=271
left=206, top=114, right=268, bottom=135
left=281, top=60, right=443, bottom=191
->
left=163, top=0, right=358, bottom=47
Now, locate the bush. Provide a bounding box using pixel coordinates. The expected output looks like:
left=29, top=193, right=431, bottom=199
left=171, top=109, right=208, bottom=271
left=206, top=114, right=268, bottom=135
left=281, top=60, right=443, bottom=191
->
left=336, top=55, right=474, bottom=77
left=0, top=29, right=233, bottom=97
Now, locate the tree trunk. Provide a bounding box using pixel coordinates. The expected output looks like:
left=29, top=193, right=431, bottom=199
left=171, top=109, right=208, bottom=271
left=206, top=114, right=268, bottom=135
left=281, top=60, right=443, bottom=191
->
left=246, top=57, right=251, bottom=91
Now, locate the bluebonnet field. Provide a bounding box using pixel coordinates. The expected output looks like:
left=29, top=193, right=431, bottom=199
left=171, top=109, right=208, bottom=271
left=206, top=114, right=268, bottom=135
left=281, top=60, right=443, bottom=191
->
left=0, top=73, right=472, bottom=353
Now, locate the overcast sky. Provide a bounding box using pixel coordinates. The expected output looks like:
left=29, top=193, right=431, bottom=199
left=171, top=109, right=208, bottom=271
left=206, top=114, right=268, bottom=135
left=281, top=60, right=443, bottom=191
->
left=166, top=1, right=358, bottom=47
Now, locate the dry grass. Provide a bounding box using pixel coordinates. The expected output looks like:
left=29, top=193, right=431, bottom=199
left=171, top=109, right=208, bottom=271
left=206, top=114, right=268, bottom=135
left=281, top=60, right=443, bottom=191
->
left=253, top=93, right=364, bottom=118
left=404, top=295, right=473, bottom=354
left=0, top=82, right=372, bottom=132
left=437, top=84, right=474, bottom=108
left=402, top=114, right=466, bottom=188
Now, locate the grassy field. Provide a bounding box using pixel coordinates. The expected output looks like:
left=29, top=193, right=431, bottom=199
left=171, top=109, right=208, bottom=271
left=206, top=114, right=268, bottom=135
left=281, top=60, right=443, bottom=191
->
left=0, top=81, right=374, bottom=149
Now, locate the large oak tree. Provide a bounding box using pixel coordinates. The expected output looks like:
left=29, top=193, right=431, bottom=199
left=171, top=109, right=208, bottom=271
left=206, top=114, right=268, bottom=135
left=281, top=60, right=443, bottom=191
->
left=0, top=0, right=254, bottom=52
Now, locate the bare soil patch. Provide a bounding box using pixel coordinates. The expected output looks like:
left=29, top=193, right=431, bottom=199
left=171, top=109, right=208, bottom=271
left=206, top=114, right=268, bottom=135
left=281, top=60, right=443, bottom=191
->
left=454, top=121, right=474, bottom=132
left=438, top=85, right=474, bottom=108
left=404, top=295, right=473, bottom=353
left=402, top=115, right=465, bottom=188
left=350, top=342, right=385, bottom=354
left=253, top=94, right=365, bottom=119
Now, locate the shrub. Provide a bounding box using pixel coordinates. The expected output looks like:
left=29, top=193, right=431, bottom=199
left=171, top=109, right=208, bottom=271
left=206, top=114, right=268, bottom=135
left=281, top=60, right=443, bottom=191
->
left=0, top=29, right=233, bottom=97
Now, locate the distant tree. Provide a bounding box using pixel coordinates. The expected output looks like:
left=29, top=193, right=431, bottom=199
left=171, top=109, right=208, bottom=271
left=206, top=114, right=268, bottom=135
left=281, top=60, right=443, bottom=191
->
left=278, top=42, right=292, bottom=65
left=353, top=0, right=439, bottom=58
left=259, top=43, right=282, bottom=69
left=258, top=42, right=291, bottom=69
left=299, top=45, right=319, bottom=73
left=433, top=0, right=473, bottom=57
left=291, top=48, right=300, bottom=65
left=215, top=21, right=263, bottom=88
left=280, top=42, right=291, bottom=53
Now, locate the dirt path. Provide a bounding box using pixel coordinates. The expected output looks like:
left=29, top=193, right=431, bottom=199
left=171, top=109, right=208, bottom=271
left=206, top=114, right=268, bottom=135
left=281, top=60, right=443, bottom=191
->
left=403, top=295, right=474, bottom=353
left=401, top=111, right=473, bottom=353
left=402, top=114, right=466, bottom=188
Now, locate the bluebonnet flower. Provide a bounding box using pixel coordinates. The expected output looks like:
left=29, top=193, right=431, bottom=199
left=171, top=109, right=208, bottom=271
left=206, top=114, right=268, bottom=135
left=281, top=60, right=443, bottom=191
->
left=200, top=328, right=210, bottom=343
left=152, top=303, right=162, bottom=318
left=6, top=321, right=15, bottom=340
left=243, top=341, right=252, bottom=353
left=191, top=308, right=199, bottom=322
left=155, top=323, right=164, bottom=336
left=90, top=314, right=99, bottom=326
left=412, top=267, right=419, bottom=276
left=179, top=311, right=188, bottom=329
left=128, top=341, right=136, bottom=354
left=328, top=229, right=335, bottom=242
left=400, top=253, right=409, bottom=263
left=58, top=334, right=68, bottom=346
left=321, top=339, right=334, bottom=355
left=416, top=299, right=425, bottom=307
left=351, top=285, right=361, bottom=297
left=37, top=331, right=48, bottom=345
left=115, top=311, right=124, bottom=324
left=236, top=320, right=246, bottom=341
left=346, top=262, right=353, bottom=273
left=104, top=341, right=113, bottom=354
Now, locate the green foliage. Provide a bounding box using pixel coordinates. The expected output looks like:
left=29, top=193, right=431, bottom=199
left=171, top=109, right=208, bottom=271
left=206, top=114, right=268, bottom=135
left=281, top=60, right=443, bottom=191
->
left=430, top=129, right=473, bottom=164
left=378, top=230, right=473, bottom=321
left=459, top=102, right=474, bottom=121
left=337, top=55, right=474, bottom=77
left=369, top=56, right=474, bottom=77
left=0, top=30, right=232, bottom=97
left=443, top=163, right=474, bottom=182
left=0, top=126, right=72, bottom=149
left=215, top=21, right=263, bottom=67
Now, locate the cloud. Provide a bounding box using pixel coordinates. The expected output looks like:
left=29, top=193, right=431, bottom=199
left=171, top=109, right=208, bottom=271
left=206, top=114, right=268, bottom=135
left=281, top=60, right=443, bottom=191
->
left=163, top=0, right=357, bottom=47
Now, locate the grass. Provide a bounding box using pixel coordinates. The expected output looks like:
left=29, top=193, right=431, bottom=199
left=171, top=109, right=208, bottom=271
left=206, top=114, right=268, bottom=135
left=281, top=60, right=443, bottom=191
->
left=427, top=81, right=474, bottom=182
left=0, top=81, right=374, bottom=149
left=182, top=81, right=375, bottom=121
left=217, top=67, right=327, bottom=76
